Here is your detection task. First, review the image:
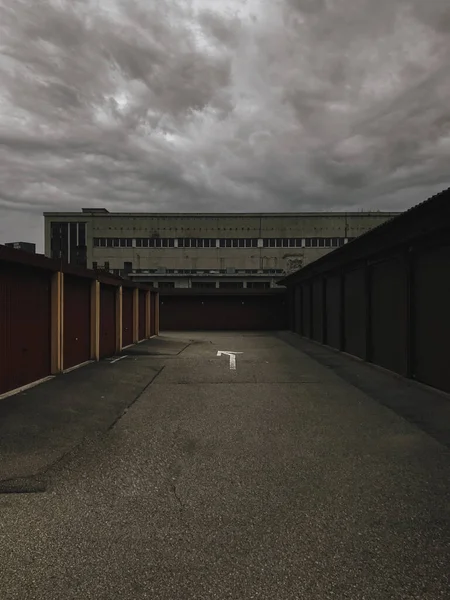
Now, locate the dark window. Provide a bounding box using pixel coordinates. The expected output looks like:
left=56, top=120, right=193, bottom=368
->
left=192, top=282, right=216, bottom=289
left=93, top=238, right=100, bottom=247
left=305, top=238, right=312, bottom=247
left=238, top=239, right=245, bottom=248
left=158, top=281, right=175, bottom=289
left=92, top=261, right=98, bottom=270
left=124, top=261, right=132, bottom=274
left=104, top=261, right=110, bottom=271
left=50, top=222, right=69, bottom=261
left=218, top=281, right=244, bottom=289
left=78, top=223, right=86, bottom=247
left=247, top=281, right=270, bottom=289
left=219, top=239, right=225, bottom=248
left=318, top=238, right=326, bottom=248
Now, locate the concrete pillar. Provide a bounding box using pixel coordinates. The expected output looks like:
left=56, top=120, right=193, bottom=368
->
left=116, top=286, right=123, bottom=352
left=90, top=280, right=100, bottom=361
left=51, top=271, right=63, bottom=374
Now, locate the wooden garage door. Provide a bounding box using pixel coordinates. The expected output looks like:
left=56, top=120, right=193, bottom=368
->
left=0, top=263, right=52, bottom=395
left=122, top=288, right=134, bottom=348
left=63, top=275, right=91, bottom=370
left=99, top=285, right=116, bottom=358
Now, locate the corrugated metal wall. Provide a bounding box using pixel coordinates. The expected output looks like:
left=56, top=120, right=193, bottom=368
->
left=63, top=275, right=91, bottom=370
left=122, top=287, right=134, bottom=348
left=0, top=264, right=51, bottom=395
left=414, top=244, right=450, bottom=393
left=325, top=274, right=341, bottom=349
left=370, top=257, right=408, bottom=376
left=160, top=294, right=287, bottom=331
left=99, top=284, right=116, bottom=358
left=138, top=291, right=146, bottom=340
left=343, top=266, right=366, bottom=359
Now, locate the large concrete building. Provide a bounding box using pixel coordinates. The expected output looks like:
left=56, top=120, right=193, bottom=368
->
left=44, top=209, right=399, bottom=288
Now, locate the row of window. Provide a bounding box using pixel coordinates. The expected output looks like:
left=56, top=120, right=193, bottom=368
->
left=157, top=282, right=271, bottom=289
left=93, top=237, right=353, bottom=249
left=94, top=264, right=284, bottom=276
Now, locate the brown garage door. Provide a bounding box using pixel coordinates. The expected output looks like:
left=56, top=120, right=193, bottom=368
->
left=100, top=284, right=116, bottom=358
left=160, top=294, right=287, bottom=331
left=139, top=291, right=146, bottom=340
left=150, top=292, right=157, bottom=336
left=122, top=288, right=134, bottom=348
left=0, top=263, right=52, bottom=395
left=63, top=275, right=91, bottom=370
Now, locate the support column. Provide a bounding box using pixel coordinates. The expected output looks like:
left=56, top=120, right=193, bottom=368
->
left=145, top=290, right=151, bottom=338
left=133, top=288, right=139, bottom=343
left=116, top=286, right=123, bottom=352
left=51, top=271, right=63, bottom=374
left=90, top=280, right=100, bottom=361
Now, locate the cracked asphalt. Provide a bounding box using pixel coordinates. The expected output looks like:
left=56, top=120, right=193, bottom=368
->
left=1, top=331, right=449, bottom=599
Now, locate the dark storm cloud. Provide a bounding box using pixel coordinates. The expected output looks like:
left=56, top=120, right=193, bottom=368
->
left=0, top=0, right=450, bottom=248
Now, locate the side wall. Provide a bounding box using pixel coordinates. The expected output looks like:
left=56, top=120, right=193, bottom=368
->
left=287, top=235, right=450, bottom=394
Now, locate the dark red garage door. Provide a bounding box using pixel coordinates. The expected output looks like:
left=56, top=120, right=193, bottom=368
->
left=0, top=263, right=52, bottom=395
left=139, top=291, right=146, bottom=340
left=100, top=284, right=116, bottom=358
left=122, top=288, right=134, bottom=348
left=63, top=275, right=91, bottom=370
left=150, top=293, right=157, bottom=336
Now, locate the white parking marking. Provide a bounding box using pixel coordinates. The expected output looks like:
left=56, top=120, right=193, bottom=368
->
left=217, top=351, right=243, bottom=370
left=110, top=355, right=128, bottom=364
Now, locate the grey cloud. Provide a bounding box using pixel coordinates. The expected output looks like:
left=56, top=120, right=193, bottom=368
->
left=0, top=0, right=450, bottom=250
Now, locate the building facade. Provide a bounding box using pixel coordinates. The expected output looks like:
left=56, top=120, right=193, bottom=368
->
left=44, top=209, right=399, bottom=288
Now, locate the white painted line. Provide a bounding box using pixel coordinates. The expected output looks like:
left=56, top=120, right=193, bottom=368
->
left=63, top=360, right=94, bottom=374
left=0, top=376, right=55, bottom=402
left=217, top=351, right=243, bottom=370
left=110, top=355, right=128, bottom=364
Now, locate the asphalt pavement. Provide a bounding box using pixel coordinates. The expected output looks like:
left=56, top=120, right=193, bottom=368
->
left=0, top=331, right=449, bottom=599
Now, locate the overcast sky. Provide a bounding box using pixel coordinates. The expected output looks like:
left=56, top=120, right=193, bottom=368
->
left=1, top=0, right=450, bottom=250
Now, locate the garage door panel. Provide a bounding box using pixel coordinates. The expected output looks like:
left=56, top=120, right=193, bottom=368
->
left=0, top=264, right=51, bottom=395
left=343, top=267, right=366, bottom=359
left=99, top=285, right=116, bottom=358
left=414, top=245, right=450, bottom=393
left=370, top=258, right=407, bottom=375
left=122, top=288, right=134, bottom=348
left=63, top=275, right=91, bottom=370
left=139, top=291, right=146, bottom=340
